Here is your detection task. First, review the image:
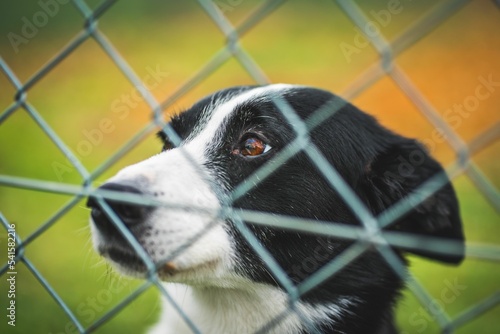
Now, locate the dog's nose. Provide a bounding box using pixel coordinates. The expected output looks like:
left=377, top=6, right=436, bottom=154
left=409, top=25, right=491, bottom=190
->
left=87, top=183, right=151, bottom=234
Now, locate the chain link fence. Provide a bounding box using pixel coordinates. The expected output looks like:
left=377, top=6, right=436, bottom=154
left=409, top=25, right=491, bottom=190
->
left=1, top=0, right=499, bottom=333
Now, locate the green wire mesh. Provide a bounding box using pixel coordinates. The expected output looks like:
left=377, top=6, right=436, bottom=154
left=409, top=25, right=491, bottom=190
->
left=1, top=0, right=499, bottom=333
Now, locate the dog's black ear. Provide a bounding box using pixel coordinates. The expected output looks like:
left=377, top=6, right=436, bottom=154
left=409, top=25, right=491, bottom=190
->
left=364, top=138, right=465, bottom=264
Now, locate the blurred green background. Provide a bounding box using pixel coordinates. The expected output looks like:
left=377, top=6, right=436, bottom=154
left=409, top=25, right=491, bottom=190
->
left=0, top=1, right=499, bottom=333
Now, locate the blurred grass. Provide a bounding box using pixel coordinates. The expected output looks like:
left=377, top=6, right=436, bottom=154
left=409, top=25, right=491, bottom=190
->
left=0, top=1, right=499, bottom=333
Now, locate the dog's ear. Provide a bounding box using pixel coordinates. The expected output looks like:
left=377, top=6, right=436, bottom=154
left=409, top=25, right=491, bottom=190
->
left=364, top=138, right=465, bottom=264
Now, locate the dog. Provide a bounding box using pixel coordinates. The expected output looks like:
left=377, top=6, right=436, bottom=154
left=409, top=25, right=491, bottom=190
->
left=87, top=84, right=464, bottom=334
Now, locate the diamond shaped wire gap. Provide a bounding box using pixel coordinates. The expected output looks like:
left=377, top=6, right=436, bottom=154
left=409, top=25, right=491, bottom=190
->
left=158, top=0, right=287, bottom=113
left=96, top=1, right=227, bottom=95
left=0, top=54, right=91, bottom=182
left=240, top=1, right=377, bottom=89
left=0, top=102, right=82, bottom=181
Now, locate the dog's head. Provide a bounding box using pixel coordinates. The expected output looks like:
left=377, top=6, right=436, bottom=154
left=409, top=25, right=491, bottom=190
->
left=87, top=84, right=464, bottom=301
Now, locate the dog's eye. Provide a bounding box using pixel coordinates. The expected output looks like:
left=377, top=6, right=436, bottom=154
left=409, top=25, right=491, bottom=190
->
left=238, top=137, right=271, bottom=157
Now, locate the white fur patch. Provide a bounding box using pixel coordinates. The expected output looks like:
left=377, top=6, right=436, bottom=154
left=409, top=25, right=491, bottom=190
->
left=149, top=282, right=353, bottom=334
left=94, top=145, right=233, bottom=278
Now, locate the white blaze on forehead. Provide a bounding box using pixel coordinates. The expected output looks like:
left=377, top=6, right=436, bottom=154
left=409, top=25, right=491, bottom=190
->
left=187, top=84, right=297, bottom=152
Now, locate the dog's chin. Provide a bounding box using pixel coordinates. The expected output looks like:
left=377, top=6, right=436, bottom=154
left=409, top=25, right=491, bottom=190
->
left=100, top=247, right=156, bottom=278
left=98, top=246, right=223, bottom=283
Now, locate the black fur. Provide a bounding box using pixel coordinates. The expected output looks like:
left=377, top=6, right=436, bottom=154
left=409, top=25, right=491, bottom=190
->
left=161, top=86, right=464, bottom=333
